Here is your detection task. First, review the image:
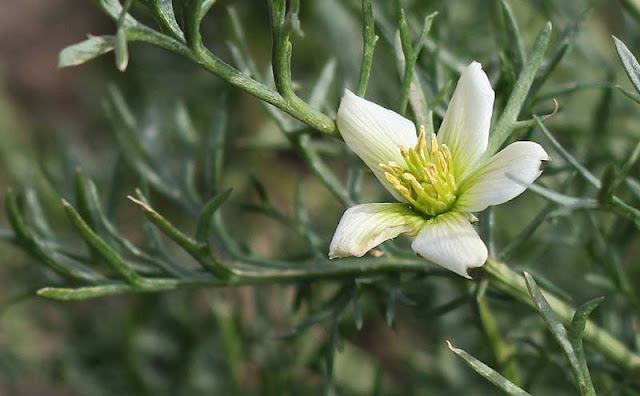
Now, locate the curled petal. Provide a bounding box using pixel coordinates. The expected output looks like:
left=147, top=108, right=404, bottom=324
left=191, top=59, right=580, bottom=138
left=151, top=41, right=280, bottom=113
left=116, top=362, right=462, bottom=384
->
left=337, top=90, right=417, bottom=201
left=437, top=62, right=495, bottom=181
left=411, top=211, right=487, bottom=278
left=455, top=141, right=550, bottom=212
left=329, top=203, right=426, bottom=259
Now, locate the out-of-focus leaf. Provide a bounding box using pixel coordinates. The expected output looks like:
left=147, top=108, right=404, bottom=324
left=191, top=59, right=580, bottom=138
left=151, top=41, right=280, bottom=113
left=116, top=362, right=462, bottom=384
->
left=614, top=36, right=640, bottom=94
left=524, top=273, right=595, bottom=396
left=535, top=116, right=601, bottom=188
left=58, top=35, right=115, bottom=68
left=115, top=28, right=129, bottom=71
left=141, top=0, right=185, bottom=41
left=617, top=85, right=640, bottom=104
left=447, top=341, right=532, bottom=396
left=196, top=188, right=232, bottom=243
left=569, top=297, right=603, bottom=395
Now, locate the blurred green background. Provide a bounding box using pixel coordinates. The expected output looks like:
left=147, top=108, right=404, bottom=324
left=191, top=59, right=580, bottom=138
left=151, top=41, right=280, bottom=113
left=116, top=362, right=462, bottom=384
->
left=1, top=0, right=640, bottom=394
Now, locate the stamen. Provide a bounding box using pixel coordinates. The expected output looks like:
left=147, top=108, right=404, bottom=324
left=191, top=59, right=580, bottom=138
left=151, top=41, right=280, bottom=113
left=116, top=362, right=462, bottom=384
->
left=382, top=131, right=457, bottom=217
left=416, top=126, right=427, bottom=155
left=399, top=144, right=409, bottom=158
left=385, top=173, right=402, bottom=186
left=403, top=173, right=425, bottom=193
left=437, top=152, right=448, bottom=173
left=430, top=133, right=439, bottom=160
left=388, top=161, right=404, bottom=174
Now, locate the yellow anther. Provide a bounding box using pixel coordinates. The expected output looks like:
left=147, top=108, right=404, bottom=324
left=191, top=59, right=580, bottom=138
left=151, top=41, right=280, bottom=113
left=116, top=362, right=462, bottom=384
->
left=403, top=173, right=425, bottom=193
left=385, top=173, right=401, bottom=186
left=381, top=132, right=457, bottom=217
left=399, top=144, right=409, bottom=158
left=395, top=185, right=413, bottom=199
left=441, top=144, right=452, bottom=160
left=379, top=164, right=395, bottom=174
left=416, top=126, right=427, bottom=155
left=425, top=164, right=438, bottom=184
left=388, top=161, right=404, bottom=173
left=430, top=133, right=439, bottom=159
left=437, top=152, right=448, bottom=173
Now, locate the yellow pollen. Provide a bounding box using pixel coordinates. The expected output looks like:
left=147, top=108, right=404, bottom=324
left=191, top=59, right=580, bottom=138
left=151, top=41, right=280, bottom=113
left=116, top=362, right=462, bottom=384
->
left=379, top=132, right=457, bottom=217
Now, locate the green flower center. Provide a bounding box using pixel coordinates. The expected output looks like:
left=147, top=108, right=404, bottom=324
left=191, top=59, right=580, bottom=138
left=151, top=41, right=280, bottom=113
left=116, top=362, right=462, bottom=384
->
left=380, top=127, right=457, bottom=217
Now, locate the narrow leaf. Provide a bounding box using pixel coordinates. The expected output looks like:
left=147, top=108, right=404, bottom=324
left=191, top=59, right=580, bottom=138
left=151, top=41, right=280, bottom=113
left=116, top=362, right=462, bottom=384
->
left=535, top=116, right=601, bottom=188
left=308, top=58, right=337, bottom=110
left=6, top=191, right=103, bottom=282
left=141, top=0, right=185, bottom=41
left=129, top=191, right=233, bottom=279
left=58, top=35, right=115, bottom=68
left=617, top=85, right=640, bottom=105
left=569, top=297, right=603, bottom=396
left=356, top=0, right=378, bottom=96
left=196, top=188, right=232, bottom=243
left=524, top=272, right=589, bottom=394
left=488, top=22, right=552, bottom=155
left=62, top=199, right=145, bottom=286
left=614, top=36, right=640, bottom=94
left=115, top=28, right=129, bottom=71
left=447, top=341, right=532, bottom=396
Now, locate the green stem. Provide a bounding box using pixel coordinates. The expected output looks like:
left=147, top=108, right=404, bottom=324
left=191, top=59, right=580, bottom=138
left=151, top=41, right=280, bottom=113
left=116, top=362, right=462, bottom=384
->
left=126, top=27, right=338, bottom=137
left=482, top=259, right=640, bottom=373
left=476, top=290, right=522, bottom=384
left=37, top=251, right=640, bottom=374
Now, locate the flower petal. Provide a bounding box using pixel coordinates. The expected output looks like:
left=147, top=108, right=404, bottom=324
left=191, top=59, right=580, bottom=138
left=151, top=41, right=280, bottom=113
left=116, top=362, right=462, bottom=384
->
left=455, top=141, right=550, bottom=212
left=329, top=203, right=426, bottom=259
left=437, top=62, right=495, bottom=181
left=411, top=211, right=487, bottom=278
left=337, top=90, right=417, bottom=201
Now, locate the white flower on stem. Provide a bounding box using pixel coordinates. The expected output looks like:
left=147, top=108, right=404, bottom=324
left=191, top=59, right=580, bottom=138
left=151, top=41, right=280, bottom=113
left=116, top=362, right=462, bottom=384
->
left=329, top=62, right=549, bottom=278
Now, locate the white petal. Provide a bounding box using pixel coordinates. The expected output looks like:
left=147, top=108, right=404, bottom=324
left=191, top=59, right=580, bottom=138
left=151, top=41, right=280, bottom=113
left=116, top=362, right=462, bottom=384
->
left=455, top=141, right=550, bottom=212
left=329, top=203, right=426, bottom=259
left=411, top=211, right=487, bottom=278
left=437, top=62, right=495, bottom=181
left=337, top=90, right=417, bottom=201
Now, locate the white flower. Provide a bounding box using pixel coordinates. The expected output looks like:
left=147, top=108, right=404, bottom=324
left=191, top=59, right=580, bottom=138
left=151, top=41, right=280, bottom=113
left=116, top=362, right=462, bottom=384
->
left=329, top=62, right=549, bottom=278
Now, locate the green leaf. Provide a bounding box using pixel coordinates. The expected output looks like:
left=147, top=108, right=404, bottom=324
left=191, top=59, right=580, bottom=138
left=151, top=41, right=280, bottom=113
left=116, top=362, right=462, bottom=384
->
left=520, top=181, right=598, bottom=209
left=196, top=188, right=232, bottom=243
left=91, top=0, right=142, bottom=27
left=617, top=85, right=640, bottom=105
left=115, top=27, right=129, bottom=71
left=569, top=297, right=603, bottom=396
left=531, top=8, right=591, bottom=95
left=614, top=36, right=640, bottom=94
left=488, top=22, right=552, bottom=155
left=62, top=199, right=145, bottom=286
left=6, top=191, right=103, bottom=283
left=598, top=164, right=618, bottom=204
left=447, top=341, right=532, bottom=396
left=58, top=35, right=116, bottom=68
left=103, top=86, right=184, bottom=204
left=179, top=0, right=217, bottom=48
left=356, top=0, right=377, bottom=97
left=140, top=0, right=185, bottom=41
left=37, top=278, right=181, bottom=301
left=308, top=58, right=337, bottom=110
left=278, top=285, right=353, bottom=339
left=498, top=0, right=526, bottom=74
left=524, top=272, right=594, bottom=395
left=535, top=116, right=601, bottom=188
left=129, top=191, right=233, bottom=279
left=37, top=284, right=133, bottom=300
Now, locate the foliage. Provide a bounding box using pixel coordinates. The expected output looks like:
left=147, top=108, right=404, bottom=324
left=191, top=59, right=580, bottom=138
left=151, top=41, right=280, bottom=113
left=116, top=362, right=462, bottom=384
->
left=2, top=0, right=640, bottom=394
